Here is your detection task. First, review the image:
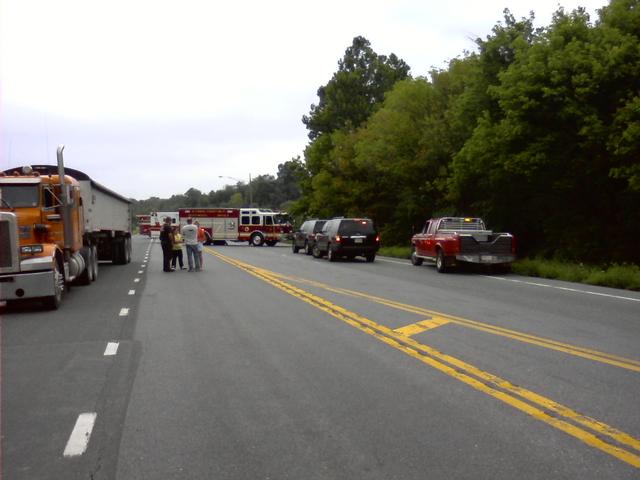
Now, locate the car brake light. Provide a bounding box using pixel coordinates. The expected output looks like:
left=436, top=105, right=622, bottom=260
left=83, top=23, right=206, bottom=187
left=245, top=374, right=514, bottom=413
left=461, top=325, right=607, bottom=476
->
left=335, top=235, right=341, bottom=243
left=375, top=235, right=380, bottom=243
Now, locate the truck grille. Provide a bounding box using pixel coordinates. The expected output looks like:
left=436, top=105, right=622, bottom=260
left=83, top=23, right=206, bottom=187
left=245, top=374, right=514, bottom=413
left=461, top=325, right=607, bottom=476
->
left=459, top=235, right=513, bottom=255
left=0, top=220, right=14, bottom=268
left=0, top=213, right=19, bottom=273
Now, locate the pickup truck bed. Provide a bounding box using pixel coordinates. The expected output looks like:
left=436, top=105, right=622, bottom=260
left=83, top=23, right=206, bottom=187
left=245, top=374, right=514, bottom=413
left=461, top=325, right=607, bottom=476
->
left=411, top=217, right=516, bottom=272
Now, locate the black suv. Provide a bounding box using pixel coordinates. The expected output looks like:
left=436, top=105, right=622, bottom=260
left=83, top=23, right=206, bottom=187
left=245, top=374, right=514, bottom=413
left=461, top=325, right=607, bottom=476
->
left=313, top=218, right=380, bottom=262
left=292, top=219, right=327, bottom=255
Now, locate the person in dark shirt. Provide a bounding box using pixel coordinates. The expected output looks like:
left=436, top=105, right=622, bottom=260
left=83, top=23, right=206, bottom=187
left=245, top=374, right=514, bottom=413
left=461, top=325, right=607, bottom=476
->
left=159, top=217, right=174, bottom=272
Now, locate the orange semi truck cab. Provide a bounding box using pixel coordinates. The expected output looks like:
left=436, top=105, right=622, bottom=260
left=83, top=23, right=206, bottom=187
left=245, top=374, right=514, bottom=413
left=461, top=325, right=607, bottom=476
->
left=0, top=145, right=131, bottom=309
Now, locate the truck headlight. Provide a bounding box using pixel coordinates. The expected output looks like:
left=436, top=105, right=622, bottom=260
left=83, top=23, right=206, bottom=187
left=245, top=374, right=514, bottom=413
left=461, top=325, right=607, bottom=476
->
left=20, top=245, right=44, bottom=254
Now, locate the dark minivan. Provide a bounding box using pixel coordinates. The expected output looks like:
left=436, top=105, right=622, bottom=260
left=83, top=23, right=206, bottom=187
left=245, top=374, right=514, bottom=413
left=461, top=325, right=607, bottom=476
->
left=292, top=219, right=327, bottom=255
left=313, top=218, right=380, bottom=262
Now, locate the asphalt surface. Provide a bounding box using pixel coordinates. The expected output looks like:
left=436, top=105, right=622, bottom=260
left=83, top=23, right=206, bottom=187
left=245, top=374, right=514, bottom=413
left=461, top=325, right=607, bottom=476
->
left=2, top=235, right=639, bottom=479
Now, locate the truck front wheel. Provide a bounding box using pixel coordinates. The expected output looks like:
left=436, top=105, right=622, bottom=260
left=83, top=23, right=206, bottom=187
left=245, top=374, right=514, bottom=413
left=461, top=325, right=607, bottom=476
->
left=44, top=261, right=64, bottom=310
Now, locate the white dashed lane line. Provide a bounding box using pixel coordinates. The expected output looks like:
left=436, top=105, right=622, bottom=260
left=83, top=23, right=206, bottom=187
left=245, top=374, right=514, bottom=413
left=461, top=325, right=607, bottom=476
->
left=128, top=290, right=135, bottom=296
left=103, top=342, right=119, bottom=356
left=63, top=413, right=97, bottom=457
left=134, top=278, right=140, bottom=283
left=119, top=308, right=129, bottom=316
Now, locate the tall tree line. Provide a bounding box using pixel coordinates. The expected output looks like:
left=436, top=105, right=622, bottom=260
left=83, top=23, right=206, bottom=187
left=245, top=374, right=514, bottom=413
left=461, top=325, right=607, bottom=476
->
left=294, top=1, right=640, bottom=263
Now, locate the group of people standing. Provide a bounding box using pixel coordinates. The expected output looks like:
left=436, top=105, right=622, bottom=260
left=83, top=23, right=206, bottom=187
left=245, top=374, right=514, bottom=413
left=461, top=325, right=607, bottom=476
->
left=159, top=217, right=206, bottom=272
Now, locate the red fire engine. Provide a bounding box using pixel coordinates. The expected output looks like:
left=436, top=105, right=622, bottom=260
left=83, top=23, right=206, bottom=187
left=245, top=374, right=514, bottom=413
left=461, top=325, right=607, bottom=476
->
left=179, top=207, right=292, bottom=246
left=136, top=214, right=152, bottom=236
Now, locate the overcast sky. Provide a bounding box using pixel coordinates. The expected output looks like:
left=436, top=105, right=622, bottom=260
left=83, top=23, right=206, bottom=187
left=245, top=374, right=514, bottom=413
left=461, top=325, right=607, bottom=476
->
left=0, top=0, right=606, bottom=200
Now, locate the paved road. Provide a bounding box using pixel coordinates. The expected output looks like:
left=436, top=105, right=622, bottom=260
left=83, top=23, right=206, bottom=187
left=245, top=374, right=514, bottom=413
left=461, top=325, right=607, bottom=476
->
left=2, top=235, right=639, bottom=479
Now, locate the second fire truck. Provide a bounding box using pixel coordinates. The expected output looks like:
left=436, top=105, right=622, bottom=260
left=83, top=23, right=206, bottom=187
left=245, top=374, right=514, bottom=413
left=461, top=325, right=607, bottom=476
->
left=178, top=207, right=291, bottom=246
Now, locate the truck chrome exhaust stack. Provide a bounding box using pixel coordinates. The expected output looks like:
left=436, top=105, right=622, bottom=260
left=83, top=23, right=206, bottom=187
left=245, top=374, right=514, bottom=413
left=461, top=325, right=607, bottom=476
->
left=56, top=144, right=74, bottom=257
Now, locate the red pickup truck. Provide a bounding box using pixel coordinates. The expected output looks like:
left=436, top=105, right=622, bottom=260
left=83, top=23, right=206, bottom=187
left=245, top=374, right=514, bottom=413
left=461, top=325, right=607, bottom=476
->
left=410, top=217, right=516, bottom=273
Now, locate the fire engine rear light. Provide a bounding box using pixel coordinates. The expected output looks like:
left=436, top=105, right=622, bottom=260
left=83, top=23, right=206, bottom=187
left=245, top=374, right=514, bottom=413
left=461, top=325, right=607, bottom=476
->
left=21, top=245, right=44, bottom=255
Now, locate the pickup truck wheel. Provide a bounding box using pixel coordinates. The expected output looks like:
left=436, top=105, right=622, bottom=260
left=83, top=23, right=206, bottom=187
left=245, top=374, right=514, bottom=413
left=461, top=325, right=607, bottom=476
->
left=305, top=242, right=313, bottom=255
left=436, top=249, right=448, bottom=273
left=410, top=246, right=423, bottom=266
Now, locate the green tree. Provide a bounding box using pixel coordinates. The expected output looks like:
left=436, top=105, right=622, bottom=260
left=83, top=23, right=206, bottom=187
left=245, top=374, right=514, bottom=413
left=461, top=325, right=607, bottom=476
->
left=302, top=36, right=410, bottom=140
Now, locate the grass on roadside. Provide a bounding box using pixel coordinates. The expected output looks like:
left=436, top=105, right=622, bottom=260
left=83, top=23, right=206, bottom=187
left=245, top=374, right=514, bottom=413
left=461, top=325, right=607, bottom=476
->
left=378, top=245, right=640, bottom=291
left=378, top=246, right=411, bottom=259
left=513, top=258, right=640, bottom=291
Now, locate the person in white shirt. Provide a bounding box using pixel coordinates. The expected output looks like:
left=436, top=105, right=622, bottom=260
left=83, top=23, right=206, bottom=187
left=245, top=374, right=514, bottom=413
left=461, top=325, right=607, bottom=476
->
left=181, top=218, right=201, bottom=271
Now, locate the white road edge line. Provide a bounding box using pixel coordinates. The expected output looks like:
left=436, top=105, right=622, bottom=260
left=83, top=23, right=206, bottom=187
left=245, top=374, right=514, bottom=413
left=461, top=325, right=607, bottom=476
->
left=377, top=257, right=640, bottom=302
left=104, top=342, right=119, bottom=356
left=119, top=308, right=129, bottom=316
left=63, top=412, right=97, bottom=457
left=480, top=275, right=640, bottom=302
left=376, top=257, right=409, bottom=265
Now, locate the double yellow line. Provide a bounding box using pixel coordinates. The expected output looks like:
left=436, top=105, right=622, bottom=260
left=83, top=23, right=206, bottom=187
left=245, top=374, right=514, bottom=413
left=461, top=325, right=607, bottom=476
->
left=266, top=274, right=640, bottom=373
left=207, top=248, right=640, bottom=468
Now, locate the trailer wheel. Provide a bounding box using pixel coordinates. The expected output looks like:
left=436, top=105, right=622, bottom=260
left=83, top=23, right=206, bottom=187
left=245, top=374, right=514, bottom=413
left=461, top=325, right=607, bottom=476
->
left=44, top=261, right=64, bottom=310
left=251, top=233, right=264, bottom=247
left=112, top=238, right=125, bottom=264
left=124, top=237, right=132, bottom=263
left=91, top=245, right=99, bottom=281
left=410, top=246, right=423, bottom=266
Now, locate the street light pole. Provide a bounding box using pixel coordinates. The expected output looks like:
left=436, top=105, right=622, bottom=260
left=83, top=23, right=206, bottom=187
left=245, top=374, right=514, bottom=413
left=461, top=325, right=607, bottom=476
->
left=219, top=174, right=253, bottom=207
